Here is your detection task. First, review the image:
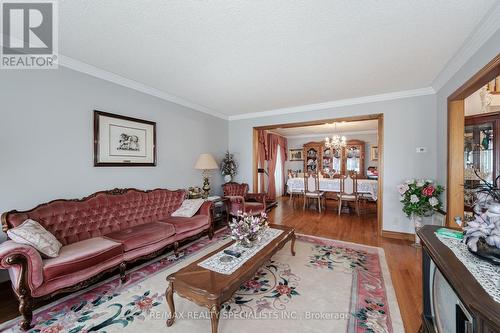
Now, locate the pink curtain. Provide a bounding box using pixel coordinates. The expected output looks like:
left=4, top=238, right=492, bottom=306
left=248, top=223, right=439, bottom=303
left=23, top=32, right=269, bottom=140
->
left=267, top=133, right=288, bottom=200
left=257, top=130, right=268, bottom=193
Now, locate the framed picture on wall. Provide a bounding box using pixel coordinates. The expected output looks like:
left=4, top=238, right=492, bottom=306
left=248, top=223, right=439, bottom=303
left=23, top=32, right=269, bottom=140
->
left=289, top=148, right=304, bottom=161
left=94, top=110, right=156, bottom=166
left=370, top=146, right=379, bottom=161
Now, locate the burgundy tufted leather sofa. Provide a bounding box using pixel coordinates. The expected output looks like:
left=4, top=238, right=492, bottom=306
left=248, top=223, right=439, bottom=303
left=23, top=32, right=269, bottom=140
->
left=0, top=188, right=213, bottom=330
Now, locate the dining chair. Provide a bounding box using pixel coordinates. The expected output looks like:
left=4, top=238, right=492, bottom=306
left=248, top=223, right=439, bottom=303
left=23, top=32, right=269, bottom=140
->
left=303, top=172, right=326, bottom=213
left=357, top=178, right=377, bottom=214
left=288, top=178, right=304, bottom=207
left=338, top=174, right=360, bottom=216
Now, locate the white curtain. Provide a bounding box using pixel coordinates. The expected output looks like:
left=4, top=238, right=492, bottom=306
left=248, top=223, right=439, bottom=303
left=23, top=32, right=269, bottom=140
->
left=274, top=144, right=284, bottom=197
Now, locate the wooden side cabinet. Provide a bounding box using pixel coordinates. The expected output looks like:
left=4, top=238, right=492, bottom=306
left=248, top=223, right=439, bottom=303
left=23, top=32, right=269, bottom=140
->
left=418, top=226, right=500, bottom=333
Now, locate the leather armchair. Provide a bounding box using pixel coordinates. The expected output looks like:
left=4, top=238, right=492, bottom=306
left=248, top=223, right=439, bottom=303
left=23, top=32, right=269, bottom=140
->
left=222, top=182, right=266, bottom=216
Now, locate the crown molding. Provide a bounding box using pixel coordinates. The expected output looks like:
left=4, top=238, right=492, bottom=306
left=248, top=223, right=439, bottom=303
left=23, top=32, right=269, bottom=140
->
left=228, top=87, right=435, bottom=121
left=282, top=130, right=378, bottom=139
left=432, top=3, right=500, bottom=91
left=58, top=55, right=228, bottom=120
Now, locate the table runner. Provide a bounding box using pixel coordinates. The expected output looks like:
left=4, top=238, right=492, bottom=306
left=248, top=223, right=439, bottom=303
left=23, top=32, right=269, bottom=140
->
left=437, top=234, right=500, bottom=303
left=198, top=228, right=284, bottom=275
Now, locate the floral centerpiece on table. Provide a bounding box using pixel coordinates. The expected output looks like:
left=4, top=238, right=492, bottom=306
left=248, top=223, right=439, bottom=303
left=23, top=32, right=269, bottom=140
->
left=229, top=212, right=268, bottom=248
left=463, top=213, right=500, bottom=264
left=220, top=151, right=238, bottom=183
left=397, top=179, right=444, bottom=246
left=464, top=213, right=500, bottom=250
left=462, top=171, right=500, bottom=263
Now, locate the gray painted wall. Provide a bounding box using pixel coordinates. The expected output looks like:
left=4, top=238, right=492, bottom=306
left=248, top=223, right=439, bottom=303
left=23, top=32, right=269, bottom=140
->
left=229, top=94, right=438, bottom=234
left=0, top=67, right=228, bottom=281
left=436, top=28, right=500, bottom=208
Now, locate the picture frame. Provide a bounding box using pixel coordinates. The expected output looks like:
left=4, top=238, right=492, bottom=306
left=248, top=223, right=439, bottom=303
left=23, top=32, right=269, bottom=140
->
left=289, top=148, right=304, bottom=161
left=370, top=146, right=379, bottom=161
left=94, top=110, right=156, bottom=166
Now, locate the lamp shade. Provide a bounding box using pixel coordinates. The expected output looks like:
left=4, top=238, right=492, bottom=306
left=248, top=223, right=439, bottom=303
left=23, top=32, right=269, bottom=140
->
left=194, top=153, right=218, bottom=170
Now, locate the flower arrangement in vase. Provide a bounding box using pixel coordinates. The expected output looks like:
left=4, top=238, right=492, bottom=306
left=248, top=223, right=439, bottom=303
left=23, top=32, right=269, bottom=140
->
left=229, top=212, right=269, bottom=248
left=220, top=151, right=237, bottom=183
left=397, top=179, right=444, bottom=247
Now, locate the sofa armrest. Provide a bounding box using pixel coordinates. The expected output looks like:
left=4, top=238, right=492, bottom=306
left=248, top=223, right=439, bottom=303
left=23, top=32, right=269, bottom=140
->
left=196, top=201, right=213, bottom=217
left=0, top=240, right=44, bottom=292
left=246, top=193, right=267, bottom=206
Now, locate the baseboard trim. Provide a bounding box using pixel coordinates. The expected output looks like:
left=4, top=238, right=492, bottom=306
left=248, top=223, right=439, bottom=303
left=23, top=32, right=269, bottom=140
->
left=381, top=230, right=415, bottom=242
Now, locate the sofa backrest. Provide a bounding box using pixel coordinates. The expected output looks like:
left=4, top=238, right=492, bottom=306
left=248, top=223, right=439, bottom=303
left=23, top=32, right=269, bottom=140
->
left=2, top=188, right=187, bottom=245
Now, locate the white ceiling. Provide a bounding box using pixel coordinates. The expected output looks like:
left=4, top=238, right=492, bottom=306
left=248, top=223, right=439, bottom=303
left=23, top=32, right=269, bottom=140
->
left=59, top=1, right=498, bottom=117
left=272, top=119, right=378, bottom=138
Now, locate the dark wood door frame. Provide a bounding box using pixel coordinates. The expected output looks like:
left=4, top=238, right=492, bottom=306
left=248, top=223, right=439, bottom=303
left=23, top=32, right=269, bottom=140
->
left=447, top=53, right=500, bottom=226
left=252, top=113, right=384, bottom=237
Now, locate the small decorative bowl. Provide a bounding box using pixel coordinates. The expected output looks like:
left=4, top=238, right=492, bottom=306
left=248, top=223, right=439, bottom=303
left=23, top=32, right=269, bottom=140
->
left=219, top=255, right=234, bottom=264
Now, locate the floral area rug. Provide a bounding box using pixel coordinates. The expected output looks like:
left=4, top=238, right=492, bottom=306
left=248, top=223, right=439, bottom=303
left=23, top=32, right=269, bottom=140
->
left=0, top=230, right=403, bottom=333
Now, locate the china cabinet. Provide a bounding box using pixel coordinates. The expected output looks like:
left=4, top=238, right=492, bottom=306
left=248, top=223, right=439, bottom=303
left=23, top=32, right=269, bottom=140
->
left=322, top=147, right=343, bottom=174
left=463, top=112, right=500, bottom=216
left=301, top=140, right=365, bottom=177
left=464, top=113, right=500, bottom=185
left=303, top=141, right=322, bottom=173
left=345, top=140, right=365, bottom=176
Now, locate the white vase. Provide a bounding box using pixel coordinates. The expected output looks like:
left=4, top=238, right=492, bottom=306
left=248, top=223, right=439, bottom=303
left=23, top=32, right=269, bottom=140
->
left=224, top=175, right=232, bottom=183
left=411, top=214, right=423, bottom=248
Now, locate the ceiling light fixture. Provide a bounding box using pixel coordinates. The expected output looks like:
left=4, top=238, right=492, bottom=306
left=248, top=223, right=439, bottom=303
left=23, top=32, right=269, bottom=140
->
left=324, top=122, right=347, bottom=151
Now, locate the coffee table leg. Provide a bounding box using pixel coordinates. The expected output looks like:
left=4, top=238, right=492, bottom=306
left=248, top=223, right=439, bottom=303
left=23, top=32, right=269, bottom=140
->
left=166, top=281, right=176, bottom=327
left=210, top=304, right=220, bottom=333
left=291, top=233, right=296, bottom=256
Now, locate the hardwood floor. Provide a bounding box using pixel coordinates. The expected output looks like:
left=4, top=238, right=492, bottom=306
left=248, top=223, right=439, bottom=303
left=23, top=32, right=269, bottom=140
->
left=0, top=197, right=421, bottom=332
left=270, top=196, right=422, bottom=333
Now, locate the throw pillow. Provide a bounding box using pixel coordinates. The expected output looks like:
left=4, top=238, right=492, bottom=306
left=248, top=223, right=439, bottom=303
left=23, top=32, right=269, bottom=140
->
left=171, top=199, right=205, bottom=218
left=7, top=219, right=62, bottom=258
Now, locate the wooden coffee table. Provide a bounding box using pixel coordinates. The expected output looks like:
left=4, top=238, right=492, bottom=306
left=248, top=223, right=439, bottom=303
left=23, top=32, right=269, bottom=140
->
left=165, top=224, right=295, bottom=333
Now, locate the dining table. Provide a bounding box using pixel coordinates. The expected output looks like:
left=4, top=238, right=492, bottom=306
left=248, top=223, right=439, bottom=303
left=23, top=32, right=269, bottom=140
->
left=286, top=177, right=379, bottom=200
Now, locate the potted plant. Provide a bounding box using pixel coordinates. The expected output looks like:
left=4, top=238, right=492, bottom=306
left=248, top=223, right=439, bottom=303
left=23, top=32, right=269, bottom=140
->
left=220, top=151, right=237, bottom=183
left=397, top=179, right=444, bottom=247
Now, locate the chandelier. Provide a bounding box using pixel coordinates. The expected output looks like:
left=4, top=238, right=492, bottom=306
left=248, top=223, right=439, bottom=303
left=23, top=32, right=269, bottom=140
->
left=324, top=123, right=347, bottom=150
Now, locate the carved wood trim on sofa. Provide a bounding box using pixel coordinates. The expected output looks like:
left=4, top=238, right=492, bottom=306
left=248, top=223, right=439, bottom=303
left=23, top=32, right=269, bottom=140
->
left=5, top=254, right=32, bottom=330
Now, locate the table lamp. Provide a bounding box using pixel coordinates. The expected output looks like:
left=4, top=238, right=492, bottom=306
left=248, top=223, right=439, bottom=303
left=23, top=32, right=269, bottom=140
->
left=195, top=153, right=219, bottom=198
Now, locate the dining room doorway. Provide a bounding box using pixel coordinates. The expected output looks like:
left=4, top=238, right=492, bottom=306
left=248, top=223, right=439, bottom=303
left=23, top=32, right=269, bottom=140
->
left=252, top=113, right=383, bottom=236
left=447, top=54, right=500, bottom=226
